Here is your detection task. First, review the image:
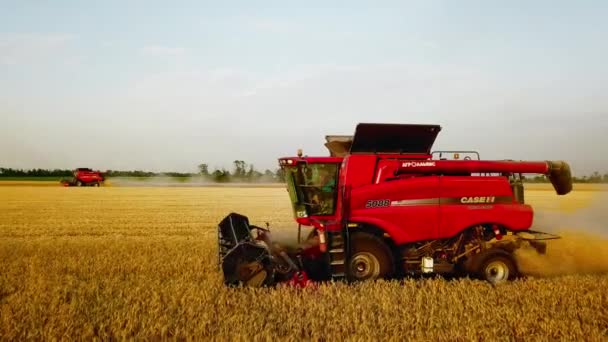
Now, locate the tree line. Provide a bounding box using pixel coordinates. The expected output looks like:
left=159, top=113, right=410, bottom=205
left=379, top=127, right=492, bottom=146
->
left=0, top=160, right=286, bottom=183
left=196, top=160, right=285, bottom=183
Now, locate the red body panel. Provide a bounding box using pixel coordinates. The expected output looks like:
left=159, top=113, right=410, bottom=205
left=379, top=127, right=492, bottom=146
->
left=341, top=155, right=547, bottom=244
left=438, top=176, right=532, bottom=238
left=346, top=174, right=534, bottom=244
left=440, top=203, right=533, bottom=235
left=349, top=176, right=440, bottom=244
left=286, top=154, right=557, bottom=246
left=340, top=155, right=377, bottom=189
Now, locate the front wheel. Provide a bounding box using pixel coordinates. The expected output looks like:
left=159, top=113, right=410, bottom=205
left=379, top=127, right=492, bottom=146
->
left=348, top=232, right=394, bottom=281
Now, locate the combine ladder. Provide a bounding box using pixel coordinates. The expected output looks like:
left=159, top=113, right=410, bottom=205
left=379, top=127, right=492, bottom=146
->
left=327, top=230, right=348, bottom=280
left=327, top=184, right=352, bottom=281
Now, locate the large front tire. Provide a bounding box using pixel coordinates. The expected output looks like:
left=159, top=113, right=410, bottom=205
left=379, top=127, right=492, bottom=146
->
left=348, top=232, right=394, bottom=281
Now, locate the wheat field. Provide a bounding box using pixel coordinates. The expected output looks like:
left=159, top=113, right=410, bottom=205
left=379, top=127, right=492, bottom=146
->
left=1, top=185, right=607, bottom=340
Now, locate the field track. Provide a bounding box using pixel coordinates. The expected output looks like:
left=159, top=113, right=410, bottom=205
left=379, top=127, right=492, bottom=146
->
left=1, top=185, right=607, bottom=340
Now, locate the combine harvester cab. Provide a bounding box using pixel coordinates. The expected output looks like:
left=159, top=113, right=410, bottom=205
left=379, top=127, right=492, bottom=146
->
left=61, top=168, right=106, bottom=187
left=218, top=123, right=572, bottom=287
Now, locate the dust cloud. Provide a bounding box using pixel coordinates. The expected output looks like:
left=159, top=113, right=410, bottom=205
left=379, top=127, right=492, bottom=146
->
left=107, top=176, right=280, bottom=187
left=107, top=176, right=211, bottom=187
left=515, top=192, right=608, bottom=277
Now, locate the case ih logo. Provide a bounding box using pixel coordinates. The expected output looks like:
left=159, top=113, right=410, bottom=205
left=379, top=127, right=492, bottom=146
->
left=460, top=196, right=496, bottom=204
left=401, top=161, right=436, bottom=168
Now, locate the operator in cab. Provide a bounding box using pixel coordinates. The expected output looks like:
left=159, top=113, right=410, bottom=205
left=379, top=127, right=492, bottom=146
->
left=309, top=167, right=336, bottom=215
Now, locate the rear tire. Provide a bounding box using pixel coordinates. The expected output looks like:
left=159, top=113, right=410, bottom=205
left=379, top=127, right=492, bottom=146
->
left=348, top=232, right=394, bottom=281
left=471, top=249, right=518, bottom=284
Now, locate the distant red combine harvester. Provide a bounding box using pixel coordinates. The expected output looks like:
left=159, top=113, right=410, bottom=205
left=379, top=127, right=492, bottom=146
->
left=60, top=168, right=105, bottom=187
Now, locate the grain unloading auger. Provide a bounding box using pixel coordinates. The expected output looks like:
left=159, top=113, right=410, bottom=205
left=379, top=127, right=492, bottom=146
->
left=218, top=123, right=572, bottom=287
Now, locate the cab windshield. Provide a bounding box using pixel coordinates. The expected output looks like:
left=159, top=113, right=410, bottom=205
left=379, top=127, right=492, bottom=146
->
left=284, top=163, right=339, bottom=217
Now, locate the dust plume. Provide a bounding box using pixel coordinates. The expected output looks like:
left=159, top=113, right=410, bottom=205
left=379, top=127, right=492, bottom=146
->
left=106, top=175, right=281, bottom=187
left=515, top=192, right=608, bottom=277
left=107, top=175, right=213, bottom=187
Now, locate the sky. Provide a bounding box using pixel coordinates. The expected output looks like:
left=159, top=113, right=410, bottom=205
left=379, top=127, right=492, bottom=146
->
left=1, top=0, right=607, bottom=175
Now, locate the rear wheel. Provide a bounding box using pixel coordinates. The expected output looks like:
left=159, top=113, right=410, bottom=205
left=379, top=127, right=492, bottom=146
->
left=348, top=232, right=394, bottom=281
left=472, top=249, right=518, bottom=284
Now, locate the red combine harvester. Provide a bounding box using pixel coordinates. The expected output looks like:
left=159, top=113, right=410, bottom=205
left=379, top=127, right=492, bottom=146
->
left=60, top=168, right=105, bottom=187
left=218, top=123, right=572, bottom=287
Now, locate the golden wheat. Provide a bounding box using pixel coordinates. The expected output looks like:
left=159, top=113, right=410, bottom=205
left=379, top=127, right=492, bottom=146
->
left=1, top=186, right=607, bottom=340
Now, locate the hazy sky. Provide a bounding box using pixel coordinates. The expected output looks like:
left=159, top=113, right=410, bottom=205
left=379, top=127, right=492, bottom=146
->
left=1, top=1, right=607, bottom=175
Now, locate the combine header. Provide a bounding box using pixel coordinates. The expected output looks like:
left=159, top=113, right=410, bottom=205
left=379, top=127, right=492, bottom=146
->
left=60, top=168, right=105, bottom=187
left=218, top=123, right=571, bottom=286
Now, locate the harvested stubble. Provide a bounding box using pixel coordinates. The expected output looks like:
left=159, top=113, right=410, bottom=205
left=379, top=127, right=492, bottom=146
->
left=1, top=186, right=607, bottom=340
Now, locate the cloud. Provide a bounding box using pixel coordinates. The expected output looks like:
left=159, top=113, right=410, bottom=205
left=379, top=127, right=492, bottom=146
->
left=140, top=45, right=186, bottom=57
left=0, top=33, right=74, bottom=65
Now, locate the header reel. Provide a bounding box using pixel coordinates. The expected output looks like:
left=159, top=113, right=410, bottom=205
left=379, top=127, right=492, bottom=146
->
left=217, top=213, right=313, bottom=288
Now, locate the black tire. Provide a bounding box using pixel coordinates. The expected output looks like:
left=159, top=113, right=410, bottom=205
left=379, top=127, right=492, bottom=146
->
left=348, top=232, right=394, bottom=281
left=471, top=249, right=518, bottom=284
left=76, top=181, right=82, bottom=187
